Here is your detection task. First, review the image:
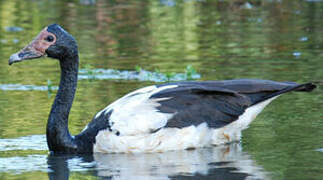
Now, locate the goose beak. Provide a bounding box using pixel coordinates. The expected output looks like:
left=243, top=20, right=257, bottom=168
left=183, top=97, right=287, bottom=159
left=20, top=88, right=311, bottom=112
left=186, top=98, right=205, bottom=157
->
left=8, top=53, right=21, bottom=65
left=8, top=27, right=51, bottom=66
left=8, top=50, right=43, bottom=65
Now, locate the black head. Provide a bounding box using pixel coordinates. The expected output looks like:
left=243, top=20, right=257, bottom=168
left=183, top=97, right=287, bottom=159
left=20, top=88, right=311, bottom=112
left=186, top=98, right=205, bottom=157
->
left=46, top=24, right=78, bottom=60
left=8, top=24, right=78, bottom=65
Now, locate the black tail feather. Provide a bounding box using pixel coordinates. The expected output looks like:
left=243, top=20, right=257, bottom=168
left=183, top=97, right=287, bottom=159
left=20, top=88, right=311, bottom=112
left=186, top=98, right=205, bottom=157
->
left=251, top=82, right=316, bottom=105
left=294, top=83, right=316, bottom=92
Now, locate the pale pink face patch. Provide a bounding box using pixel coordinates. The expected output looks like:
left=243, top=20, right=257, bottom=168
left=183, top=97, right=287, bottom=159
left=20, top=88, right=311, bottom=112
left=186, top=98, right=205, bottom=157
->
left=9, top=27, right=57, bottom=65
left=21, top=27, right=57, bottom=55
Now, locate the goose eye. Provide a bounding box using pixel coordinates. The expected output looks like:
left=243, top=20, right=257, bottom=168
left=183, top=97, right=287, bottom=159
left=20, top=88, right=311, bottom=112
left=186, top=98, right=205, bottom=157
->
left=45, top=35, right=54, bottom=42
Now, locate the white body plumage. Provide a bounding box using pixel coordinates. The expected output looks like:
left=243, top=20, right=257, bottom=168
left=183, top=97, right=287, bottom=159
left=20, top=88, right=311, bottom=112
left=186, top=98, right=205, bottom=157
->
left=92, top=85, right=276, bottom=153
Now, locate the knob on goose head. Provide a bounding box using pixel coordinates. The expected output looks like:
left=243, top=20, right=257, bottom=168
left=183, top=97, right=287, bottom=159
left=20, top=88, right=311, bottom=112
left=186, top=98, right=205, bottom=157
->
left=8, top=24, right=78, bottom=65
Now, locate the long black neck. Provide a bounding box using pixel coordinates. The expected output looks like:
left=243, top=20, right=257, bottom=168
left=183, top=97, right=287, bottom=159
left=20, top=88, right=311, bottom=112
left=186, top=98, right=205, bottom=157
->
left=47, top=54, right=79, bottom=153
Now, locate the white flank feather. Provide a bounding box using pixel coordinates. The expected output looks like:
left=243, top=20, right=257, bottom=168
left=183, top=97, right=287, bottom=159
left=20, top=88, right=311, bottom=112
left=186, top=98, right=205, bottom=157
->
left=212, top=97, right=278, bottom=145
left=95, top=85, right=177, bottom=135
left=94, top=123, right=211, bottom=153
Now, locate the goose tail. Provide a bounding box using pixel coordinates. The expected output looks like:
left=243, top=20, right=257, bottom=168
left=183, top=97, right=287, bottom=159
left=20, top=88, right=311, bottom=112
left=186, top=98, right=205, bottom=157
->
left=252, top=82, right=316, bottom=105
left=293, top=82, right=316, bottom=92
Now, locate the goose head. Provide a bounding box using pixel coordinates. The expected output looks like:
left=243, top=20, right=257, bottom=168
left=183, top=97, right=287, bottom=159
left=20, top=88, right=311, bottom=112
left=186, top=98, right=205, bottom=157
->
left=9, top=24, right=77, bottom=65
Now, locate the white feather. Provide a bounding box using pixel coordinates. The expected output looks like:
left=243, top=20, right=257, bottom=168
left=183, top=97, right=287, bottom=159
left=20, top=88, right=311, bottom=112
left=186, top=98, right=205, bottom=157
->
left=95, top=85, right=178, bottom=135
left=94, top=123, right=211, bottom=153
left=212, top=96, right=278, bottom=145
left=93, top=97, right=278, bottom=153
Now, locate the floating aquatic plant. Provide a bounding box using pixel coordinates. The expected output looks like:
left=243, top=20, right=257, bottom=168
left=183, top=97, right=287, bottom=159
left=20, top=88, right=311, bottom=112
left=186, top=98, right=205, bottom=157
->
left=135, top=65, right=142, bottom=73
left=82, top=64, right=97, bottom=80
left=185, top=65, right=198, bottom=80
left=0, top=65, right=201, bottom=92
left=78, top=65, right=201, bottom=82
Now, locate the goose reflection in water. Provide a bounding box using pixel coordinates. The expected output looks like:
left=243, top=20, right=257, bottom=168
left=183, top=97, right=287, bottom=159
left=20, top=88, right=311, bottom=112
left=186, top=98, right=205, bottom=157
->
left=48, top=143, right=269, bottom=180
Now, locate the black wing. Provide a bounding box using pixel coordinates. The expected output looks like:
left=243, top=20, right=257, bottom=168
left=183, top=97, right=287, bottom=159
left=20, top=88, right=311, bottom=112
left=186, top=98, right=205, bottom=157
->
left=151, top=79, right=315, bottom=129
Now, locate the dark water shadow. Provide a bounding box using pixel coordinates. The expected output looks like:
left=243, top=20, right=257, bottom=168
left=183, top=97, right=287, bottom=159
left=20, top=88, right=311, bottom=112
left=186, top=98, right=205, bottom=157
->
left=47, top=143, right=269, bottom=180
left=47, top=154, right=96, bottom=180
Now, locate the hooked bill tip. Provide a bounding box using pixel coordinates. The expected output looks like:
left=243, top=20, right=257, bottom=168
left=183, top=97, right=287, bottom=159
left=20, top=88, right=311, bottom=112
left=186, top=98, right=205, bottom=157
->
left=8, top=53, right=21, bottom=66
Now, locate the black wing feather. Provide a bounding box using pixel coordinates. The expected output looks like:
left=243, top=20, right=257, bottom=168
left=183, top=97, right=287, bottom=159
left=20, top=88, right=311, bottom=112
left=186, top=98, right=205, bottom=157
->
left=151, top=79, right=315, bottom=129
left=152, top=83, right=251, bottom=128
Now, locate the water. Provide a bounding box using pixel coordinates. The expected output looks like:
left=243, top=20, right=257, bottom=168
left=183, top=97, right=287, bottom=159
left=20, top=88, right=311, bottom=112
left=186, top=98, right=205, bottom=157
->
left=0, top=0, right=322, bottom=179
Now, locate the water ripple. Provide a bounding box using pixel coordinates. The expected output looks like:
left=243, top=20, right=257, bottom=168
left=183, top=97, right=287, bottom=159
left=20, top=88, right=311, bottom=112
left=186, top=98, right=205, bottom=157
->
left=0, top=135, right=48, bottom=151
left=0, top=155, right=48, bottom=174
left=0, top=84, right=58, bottom=91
